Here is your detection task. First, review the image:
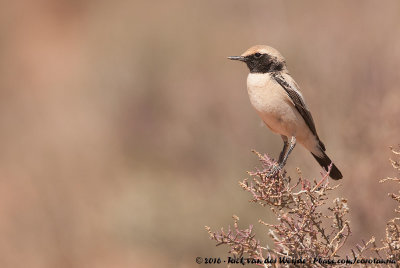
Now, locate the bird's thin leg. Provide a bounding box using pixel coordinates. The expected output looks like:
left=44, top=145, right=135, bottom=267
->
left=268, top=136, right=296, bottom=177
left=278, top=135, right=289, bottom=164
left=280, top=136, right=296, bottom=168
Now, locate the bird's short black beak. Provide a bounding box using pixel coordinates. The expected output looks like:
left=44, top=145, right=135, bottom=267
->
left=228, top=56, right=246, bottom=62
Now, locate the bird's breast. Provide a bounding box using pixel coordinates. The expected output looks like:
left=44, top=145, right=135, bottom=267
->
left=246, top=73, right=291, bottom=113
left=246, top=73, right=300, bottom=136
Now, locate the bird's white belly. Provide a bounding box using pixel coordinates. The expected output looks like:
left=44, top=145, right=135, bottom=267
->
left=247, top=73, right=302, bottom=137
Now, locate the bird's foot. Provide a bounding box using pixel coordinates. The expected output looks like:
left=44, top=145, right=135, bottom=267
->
left=267, top=163, right=283, bottom=178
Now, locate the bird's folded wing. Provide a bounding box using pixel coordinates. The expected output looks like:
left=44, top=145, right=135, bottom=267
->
left=272, top=73, right=325, bottom=150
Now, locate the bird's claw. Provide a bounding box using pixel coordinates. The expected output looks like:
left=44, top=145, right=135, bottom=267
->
left=267, top=163, right=283, bottom=177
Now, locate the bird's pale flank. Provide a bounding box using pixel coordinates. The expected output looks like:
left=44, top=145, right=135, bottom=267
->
left=228, top=45, right=342, bottom=180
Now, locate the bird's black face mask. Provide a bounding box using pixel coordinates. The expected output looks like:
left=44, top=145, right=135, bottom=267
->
left=244, top=53, right=284, bottom=73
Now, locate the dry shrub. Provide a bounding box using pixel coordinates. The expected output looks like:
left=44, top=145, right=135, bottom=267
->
left=356, top=145, right=400, bottom=266
left=206, top=147, right=400, bottom=267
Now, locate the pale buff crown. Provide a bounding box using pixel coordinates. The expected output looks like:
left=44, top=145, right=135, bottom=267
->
left=241, top=45, right=286, bottom=63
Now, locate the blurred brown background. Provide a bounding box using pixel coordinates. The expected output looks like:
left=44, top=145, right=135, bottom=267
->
left=0, top=0, right=399, bottom=267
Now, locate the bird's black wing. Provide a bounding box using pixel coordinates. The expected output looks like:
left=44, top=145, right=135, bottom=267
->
left=272, top=73, right=325, bottom=151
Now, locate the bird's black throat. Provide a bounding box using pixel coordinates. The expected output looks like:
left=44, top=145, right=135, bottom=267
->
left=245, top=54, right=284, bottom=73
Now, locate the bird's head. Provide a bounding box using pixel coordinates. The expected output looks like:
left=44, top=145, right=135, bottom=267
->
left=228, top=45, right=287, bottom=73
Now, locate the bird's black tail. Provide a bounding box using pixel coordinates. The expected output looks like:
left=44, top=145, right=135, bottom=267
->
left=311, top=151, right=343, bottom=180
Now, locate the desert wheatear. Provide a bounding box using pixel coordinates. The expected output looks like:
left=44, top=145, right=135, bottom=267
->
left=229, top=45, right=342, bottom=180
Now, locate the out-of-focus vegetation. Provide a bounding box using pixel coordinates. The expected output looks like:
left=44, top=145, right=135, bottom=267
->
left=0, top=1, right=399, bottom=267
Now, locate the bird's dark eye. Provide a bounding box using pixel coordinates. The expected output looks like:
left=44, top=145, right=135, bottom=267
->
left=254, top=53, right=262, bottom=58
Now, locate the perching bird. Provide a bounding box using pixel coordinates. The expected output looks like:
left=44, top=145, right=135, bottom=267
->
left=228, top=45, right=342, bottom=180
